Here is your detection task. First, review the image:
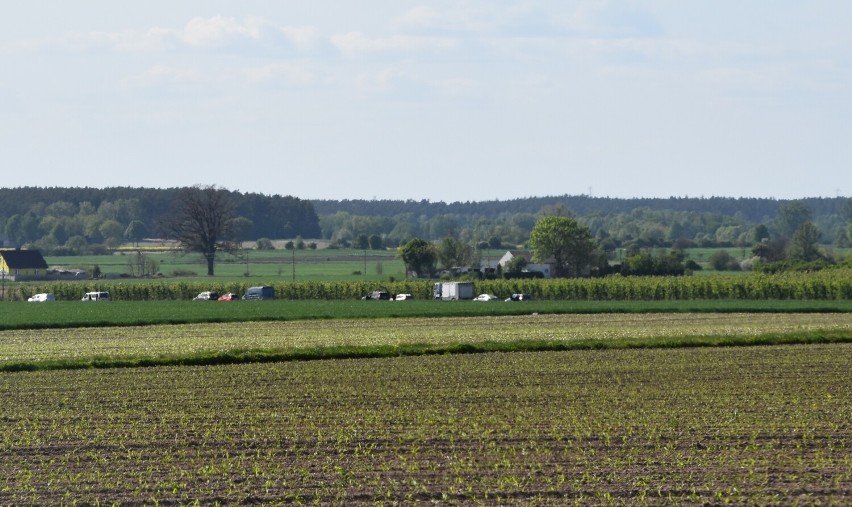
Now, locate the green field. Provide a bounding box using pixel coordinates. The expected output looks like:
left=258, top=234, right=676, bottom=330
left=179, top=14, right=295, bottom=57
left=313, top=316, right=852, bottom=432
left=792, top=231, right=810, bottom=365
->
left=3, top=299, right=852, bottom=331
left=2, top=311, right=851, bottom=372
left=1, top=345, right=849, bottom=504
left=2, top=264, right=851, bottom=503
left=45, top=247, right=411, bottom=281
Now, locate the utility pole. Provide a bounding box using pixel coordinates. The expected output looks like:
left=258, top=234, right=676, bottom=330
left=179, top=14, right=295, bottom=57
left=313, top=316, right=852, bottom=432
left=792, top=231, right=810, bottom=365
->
left=292, top=248, right=296, bottom=282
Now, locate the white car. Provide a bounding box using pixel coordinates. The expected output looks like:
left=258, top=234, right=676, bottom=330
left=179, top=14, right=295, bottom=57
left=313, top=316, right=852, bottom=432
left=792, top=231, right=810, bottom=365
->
left=82, top=291, right=110, bottom=301
left=473, top=293, right=499, bottom=301
left=28, top=293, right=56, bottom=302
left=394, top=293, right=414, bottom=301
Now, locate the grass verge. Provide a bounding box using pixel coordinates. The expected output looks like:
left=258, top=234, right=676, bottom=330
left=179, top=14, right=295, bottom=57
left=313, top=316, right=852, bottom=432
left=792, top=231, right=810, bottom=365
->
left=3, top=329, right=850, bottom=373
left=3, top=299, right=852, bottom=331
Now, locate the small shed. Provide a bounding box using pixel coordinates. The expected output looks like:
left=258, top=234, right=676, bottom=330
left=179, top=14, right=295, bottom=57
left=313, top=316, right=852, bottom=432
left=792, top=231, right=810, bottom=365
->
left=0, top=249, right=49, bottom=281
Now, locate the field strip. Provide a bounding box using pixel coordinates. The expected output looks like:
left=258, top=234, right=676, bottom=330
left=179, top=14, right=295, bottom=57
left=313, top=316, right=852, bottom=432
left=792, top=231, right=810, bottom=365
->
left=1, top=312, right=850, bottom=366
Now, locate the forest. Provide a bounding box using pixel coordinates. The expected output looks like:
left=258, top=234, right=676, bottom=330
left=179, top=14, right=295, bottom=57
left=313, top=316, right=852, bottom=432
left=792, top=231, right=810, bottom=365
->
left=1, top=187, right=850, bottom=260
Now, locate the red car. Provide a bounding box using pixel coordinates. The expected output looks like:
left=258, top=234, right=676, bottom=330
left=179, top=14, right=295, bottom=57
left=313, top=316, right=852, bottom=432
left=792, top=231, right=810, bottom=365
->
left=218, top=293, right=239, bottom=301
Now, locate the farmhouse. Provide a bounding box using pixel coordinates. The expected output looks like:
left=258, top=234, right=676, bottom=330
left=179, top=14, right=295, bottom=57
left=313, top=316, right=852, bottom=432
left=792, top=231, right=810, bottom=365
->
left=0, top=249, right=49, bottom=281
left=495, top=250, right=554, bottom=278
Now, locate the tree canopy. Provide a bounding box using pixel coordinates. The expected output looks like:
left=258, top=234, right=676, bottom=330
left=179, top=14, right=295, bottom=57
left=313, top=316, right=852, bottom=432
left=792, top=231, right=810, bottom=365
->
left=399, top=238, right=437, bottom=278
left=162, top=186, right=236, bottom=276
left=529, top=216, right=597, bottom=278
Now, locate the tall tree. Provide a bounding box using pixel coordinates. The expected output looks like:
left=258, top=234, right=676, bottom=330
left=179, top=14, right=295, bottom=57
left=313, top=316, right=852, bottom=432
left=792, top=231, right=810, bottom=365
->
left=786, top=221, right=822, bottom=262
left=529, top=216, right=597, bottom=277
left=164, top=186, right=235, bottom=276
left=437, top=236, right=473, bottom=269
left=399, top=238, right=437, bottom=278
left=775, top=200, right=811, bottom=238
left=124, top=220, right=148, bottom=247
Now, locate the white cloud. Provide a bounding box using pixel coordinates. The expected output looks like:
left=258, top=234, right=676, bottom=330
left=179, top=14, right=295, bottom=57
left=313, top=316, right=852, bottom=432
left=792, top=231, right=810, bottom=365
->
left=280, top=26, right=319, bottom=50
left=394, top=7, right=439, bottom=28
left=5, top=16, right=316, bottom=53
left=243, top=62, right=316, bottom=86
left=330, top=31, right=458, bottom=57
left=123, top=65, right=202, bottom=88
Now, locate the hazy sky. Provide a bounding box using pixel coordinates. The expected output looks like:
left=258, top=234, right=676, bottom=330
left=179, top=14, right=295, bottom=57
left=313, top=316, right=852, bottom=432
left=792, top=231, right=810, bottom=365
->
left=1, top=1, right=850, bottom=202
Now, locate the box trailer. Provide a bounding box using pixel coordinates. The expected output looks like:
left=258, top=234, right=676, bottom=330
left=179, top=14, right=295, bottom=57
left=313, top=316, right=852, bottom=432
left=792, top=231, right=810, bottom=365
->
left=433, top=281, right=475, bottom=301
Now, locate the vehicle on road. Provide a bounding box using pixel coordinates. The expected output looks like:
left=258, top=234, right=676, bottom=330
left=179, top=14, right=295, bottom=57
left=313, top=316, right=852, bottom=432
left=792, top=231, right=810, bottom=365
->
left=473, top=293, right=498, bottom=301
left=193, top=291, right=220, bottom=301
left=82, top=291, right=110, bottom=301
left=218, top=293, right=239, bottom=301
left=433, top=281, right=475, bottom=300
left=28, top=293, right=56, bottom=302
left=243, top=286, right=275, bottom=300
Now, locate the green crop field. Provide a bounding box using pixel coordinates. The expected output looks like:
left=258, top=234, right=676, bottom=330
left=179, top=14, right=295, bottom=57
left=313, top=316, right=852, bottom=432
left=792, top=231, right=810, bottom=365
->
left=1, top=344, right=849, bottom=504
left=2, top=264, right=851, bottom=503
left=1, top=311, right=851, bottom=372
left=3, top=299, right=852, bottom=331
left=44, top=247, right=409, bottom=281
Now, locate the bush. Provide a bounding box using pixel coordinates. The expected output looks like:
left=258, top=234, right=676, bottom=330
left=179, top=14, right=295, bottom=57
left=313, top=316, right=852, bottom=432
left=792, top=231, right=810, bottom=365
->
left=255, top=238, right=275, bottom=250
left=708, top=250, right=740, bottom=271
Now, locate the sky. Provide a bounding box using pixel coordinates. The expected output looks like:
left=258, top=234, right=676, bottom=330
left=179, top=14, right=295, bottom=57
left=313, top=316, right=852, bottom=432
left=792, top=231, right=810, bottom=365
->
left=1, top=1, right=850, bottom=203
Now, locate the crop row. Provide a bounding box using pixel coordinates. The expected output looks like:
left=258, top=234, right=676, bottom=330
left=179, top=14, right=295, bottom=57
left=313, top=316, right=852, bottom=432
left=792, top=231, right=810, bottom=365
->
left=2, top=312, right=851, bottom=368
left=0, top=345, right=849, bottom=504
left=14, top=268, right=852, bottom=301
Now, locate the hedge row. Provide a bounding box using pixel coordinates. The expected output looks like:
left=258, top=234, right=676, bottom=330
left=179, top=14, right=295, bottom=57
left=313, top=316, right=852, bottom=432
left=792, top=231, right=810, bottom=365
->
left=13, top=269, right=852, bottom=302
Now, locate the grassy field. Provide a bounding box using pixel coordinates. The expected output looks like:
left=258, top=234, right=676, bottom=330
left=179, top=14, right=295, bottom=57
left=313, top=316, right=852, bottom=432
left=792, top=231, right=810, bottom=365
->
left=46, top=247, right=411, bottom=281
left=1, top=345, right=849, bottom=504
left=1, top=311, right=851, bottom=371
left=4, top=251, right=852, bottom=503
left=3, top=299, right=852, bottom=331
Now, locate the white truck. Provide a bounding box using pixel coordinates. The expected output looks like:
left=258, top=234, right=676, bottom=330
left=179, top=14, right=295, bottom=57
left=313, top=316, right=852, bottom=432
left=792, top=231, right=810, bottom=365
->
left=433, top=281, right=475, bottom=301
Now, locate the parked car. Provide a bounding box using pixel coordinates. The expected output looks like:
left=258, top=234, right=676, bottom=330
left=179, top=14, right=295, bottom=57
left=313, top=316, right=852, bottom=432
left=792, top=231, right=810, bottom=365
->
left=394, top=293, right=414, bottom=301
left=193, top=291, right=220, bottom=301
left=28, top=292, right=56, bottom=302
left=505, top=293, right=532, bottom=302
left=218, top=293, right=239, bottom=301
left=82, top=291, right=110, bottom=301
left=362, top=290, right=390, bottom=301
left=243, top=286, right=275, bottom=300
left=473, top=293, right=498, bottom=301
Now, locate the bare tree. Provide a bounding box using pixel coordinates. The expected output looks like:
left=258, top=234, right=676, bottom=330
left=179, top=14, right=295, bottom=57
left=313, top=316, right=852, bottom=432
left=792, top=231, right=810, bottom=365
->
left=164, top=186, right=235, bottom=276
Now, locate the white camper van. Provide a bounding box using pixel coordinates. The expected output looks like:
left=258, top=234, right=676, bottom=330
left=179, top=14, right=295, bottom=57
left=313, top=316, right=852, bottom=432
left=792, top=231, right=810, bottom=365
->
left=28, top=293, right=56, bottom=302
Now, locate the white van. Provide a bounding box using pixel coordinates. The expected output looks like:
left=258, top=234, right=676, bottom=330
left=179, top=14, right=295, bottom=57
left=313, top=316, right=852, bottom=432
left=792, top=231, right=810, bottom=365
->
left=82, top=291, right=111, bottom=301
left=28, top=293, right=56, bottom=302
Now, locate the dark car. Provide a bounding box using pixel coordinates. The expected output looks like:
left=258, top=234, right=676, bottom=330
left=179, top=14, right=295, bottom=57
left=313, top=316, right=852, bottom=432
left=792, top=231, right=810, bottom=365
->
left=506, top=293, right=532, bottom=301
left=243, top=286, right=275, bottom=300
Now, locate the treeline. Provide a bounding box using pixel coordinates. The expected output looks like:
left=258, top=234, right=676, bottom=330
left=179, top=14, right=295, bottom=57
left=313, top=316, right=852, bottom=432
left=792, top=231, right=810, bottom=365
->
left=317, top=197, right=852, bottom=251
left=313, top=196, right=847, bottom=222
left=15, top=269, right=852, bottom=301
left=0, top=187, right=320, bottom=253
left=2, top=188, right=850, bottom=258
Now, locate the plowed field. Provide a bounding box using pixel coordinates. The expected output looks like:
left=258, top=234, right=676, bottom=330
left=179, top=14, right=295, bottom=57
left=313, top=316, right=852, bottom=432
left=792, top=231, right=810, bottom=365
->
left=1, top=344, right=849, bottom=505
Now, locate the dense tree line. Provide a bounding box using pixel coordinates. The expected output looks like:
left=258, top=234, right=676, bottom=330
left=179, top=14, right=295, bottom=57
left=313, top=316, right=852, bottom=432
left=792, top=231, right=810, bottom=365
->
left=0, top=187, right=320, bottom=253
left=313, top=195, right=848, bottom=223
left=2, top=188, right=850, bottom=274
left=317, top=199, right=851, bottom=253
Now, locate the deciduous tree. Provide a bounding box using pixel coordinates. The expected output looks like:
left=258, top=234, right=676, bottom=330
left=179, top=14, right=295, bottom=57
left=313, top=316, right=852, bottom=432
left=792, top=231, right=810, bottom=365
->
left=163, top=186, right=235, bottom=276
left=399, top=238, right=437, bottom=278
left=529, top=216, right=596, bottom=277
